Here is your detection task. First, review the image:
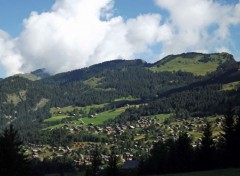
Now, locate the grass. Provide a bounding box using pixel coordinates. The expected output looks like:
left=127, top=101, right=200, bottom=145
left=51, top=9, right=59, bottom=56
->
left=150, top=168, right=240, bottom=176
left=150, top=55, right=226, bottom=76
left=7, top=90, right=26, bottom=105
left=35, top=98, right=49, bottom=110
left=44, top=115, right=69, bottom=122
left=80, top=107, right=126, bottom=125
left=134, top=134, right=145, bottom=141
left=42, top=123, right=65, bottom=130
left=114, top=96, right=140, bottom=102
left=144, top=114, right=171, bottom=123
left=222, top=81, right=240, bottom=91
left=16, top=73, right=40, bottom=81
left=43, top=106, right=127, bottom=130
left=188, top=131, right=202, bottom=139
left=83, top=77, right=114, bottom=91
left=50, top=104, right=108, bottom=115
left=83, top=77, right=102, bottom=88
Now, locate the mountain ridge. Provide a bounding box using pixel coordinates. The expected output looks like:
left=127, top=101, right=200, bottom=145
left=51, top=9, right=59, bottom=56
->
left=151, top=52, right=235, bottom=76
left=0, top=52, right=239, bottom=132
left=0, top=52, right=239, bottom=172
left=0, top=52, right=235, bottom=82
left=38, top=52, right=235, bottom=85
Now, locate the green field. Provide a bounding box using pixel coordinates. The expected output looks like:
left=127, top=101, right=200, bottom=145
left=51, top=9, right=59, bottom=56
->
left=150, top=55, right=226, bottom=76
left=114, top=96, right=139, bottom=102
left=144, top=114, right=171, bottom=123
left=50, top=104, right=108, bottom=115
left=7, top=90, right=26, bottom=105
left=83, top=77, right=114, bottom=91
left=44, top=115, right=69, bottom=122
left=83, top=77, right=102, bottom=88
left=16, top=73, right=40, bottom=81
left=222, top=81, right=240, bottom=91
left=43, top=106, right=127, bottom=130
left=76, top=107, right=126, bottom=125
left=35, top=98, right=49, bottom=109
left=150, top=168, right=240, bottom=176
left=42, top=123, right=66, bottom=130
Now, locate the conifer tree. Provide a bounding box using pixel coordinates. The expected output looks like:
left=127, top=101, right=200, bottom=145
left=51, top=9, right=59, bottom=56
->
left=175, top=132, right=194, bottom=172
left=234, top=114, right=240, bottom=167
left=106, top=150, right=119, bottom=176
left=198, top=121, right=215, bottom=170
left=221, top=106, right=235, bottom=166
left=90, top=146, right=101, bottom=176
left=0, top=124, right=28, bottom=176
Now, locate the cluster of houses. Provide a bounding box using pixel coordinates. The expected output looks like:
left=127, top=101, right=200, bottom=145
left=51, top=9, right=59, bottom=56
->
left=25, top=142, right=134, bottom=168
left=59, top=117, right=156, bottom=135
left=25, top=115, right=223, bottom=169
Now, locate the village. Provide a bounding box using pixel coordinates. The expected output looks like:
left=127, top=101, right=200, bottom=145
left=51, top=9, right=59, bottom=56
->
left=25, top=109, right=224, bottom=169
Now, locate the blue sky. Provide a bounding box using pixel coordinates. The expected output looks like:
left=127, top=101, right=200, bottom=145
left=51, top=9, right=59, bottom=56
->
left=0, top=0, right=54, bottom=37
left=0, top=0, right=161, bottom=37
left=0, top=0, right=239, bottom=77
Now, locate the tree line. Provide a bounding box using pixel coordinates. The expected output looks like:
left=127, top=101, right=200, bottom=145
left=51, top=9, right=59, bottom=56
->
left=139, top=108, right=240, bottom=175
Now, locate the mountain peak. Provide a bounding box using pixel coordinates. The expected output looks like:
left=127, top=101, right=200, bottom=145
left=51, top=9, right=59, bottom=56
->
left=151, top=52, right=235, bottom=76
left=31, top=68, right=50, bottom=79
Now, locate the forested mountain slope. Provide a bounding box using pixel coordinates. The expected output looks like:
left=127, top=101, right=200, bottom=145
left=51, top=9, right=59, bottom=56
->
left=0, top=52, right=239, bottom=132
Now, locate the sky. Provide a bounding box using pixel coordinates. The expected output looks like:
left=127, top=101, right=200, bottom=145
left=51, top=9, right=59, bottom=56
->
left=0, top=0, right=240, bottom=78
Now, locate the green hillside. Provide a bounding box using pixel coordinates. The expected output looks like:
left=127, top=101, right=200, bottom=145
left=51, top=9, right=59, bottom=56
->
left=0, top=52, right=238, bottom=131
left=0, top=52, right=239, bottom=176
left=151, top=53, right=234, bottom=75
left=222, top=81, right=240, bottom=91
left=13, top=68, right=50, bottom=81
left=43, top=105, right=126, bottom=130
left=15, top=73, right=40, bottom=81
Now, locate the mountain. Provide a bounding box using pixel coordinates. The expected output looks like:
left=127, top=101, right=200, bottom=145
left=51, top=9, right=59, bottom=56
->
left=31, top=68, right=51, bottom=79
left=13, top=68, right=51, bottom=81
left=151, top=52, right=236, bottom=75
left=0, top=52, right=239, bottom=133
left=42, top=59, right=147, bottom=84
left=1, top=52, right=240, bottom=176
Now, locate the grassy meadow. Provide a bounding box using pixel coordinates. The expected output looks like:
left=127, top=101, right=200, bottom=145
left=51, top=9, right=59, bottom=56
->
left=150, top=54, right=227, bottom=76
left=222, top=81, right=240, bottom=91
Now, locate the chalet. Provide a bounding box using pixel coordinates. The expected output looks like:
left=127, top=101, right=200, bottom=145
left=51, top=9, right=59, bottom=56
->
left=129, top=125, right=135, bottom=129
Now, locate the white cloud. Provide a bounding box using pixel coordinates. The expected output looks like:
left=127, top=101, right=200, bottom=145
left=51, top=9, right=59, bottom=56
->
left=0, top=0, right=240, bottom=77
left=0, top=30, right=23, bottom=76
left=126, top=14, right=172, bottom=52
left=216, top=47, right=231, bottom=53
left=0, top=0, right=172, bottom=76
left=154, top=0, right=240, bottom=58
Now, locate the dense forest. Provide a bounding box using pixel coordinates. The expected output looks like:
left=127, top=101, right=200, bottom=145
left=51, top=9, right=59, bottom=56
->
left=0, top=108, right=239, bottom=175
left=0, top=52, right=239, bottom=136
left=140, top=109, right=240, bottom=175
left=0, top=52, right=240, bottom=175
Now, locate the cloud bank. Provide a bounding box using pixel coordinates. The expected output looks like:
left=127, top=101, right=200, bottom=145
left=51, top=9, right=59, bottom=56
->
left=154, top=0, right=240, bottom=57
left=0, top=0, right=240, bottom=76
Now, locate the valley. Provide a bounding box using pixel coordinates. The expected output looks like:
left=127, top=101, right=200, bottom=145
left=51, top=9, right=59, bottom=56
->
left=26, top=103, right=224, bottom=165
left=0, top=52, right=239, bottom=175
